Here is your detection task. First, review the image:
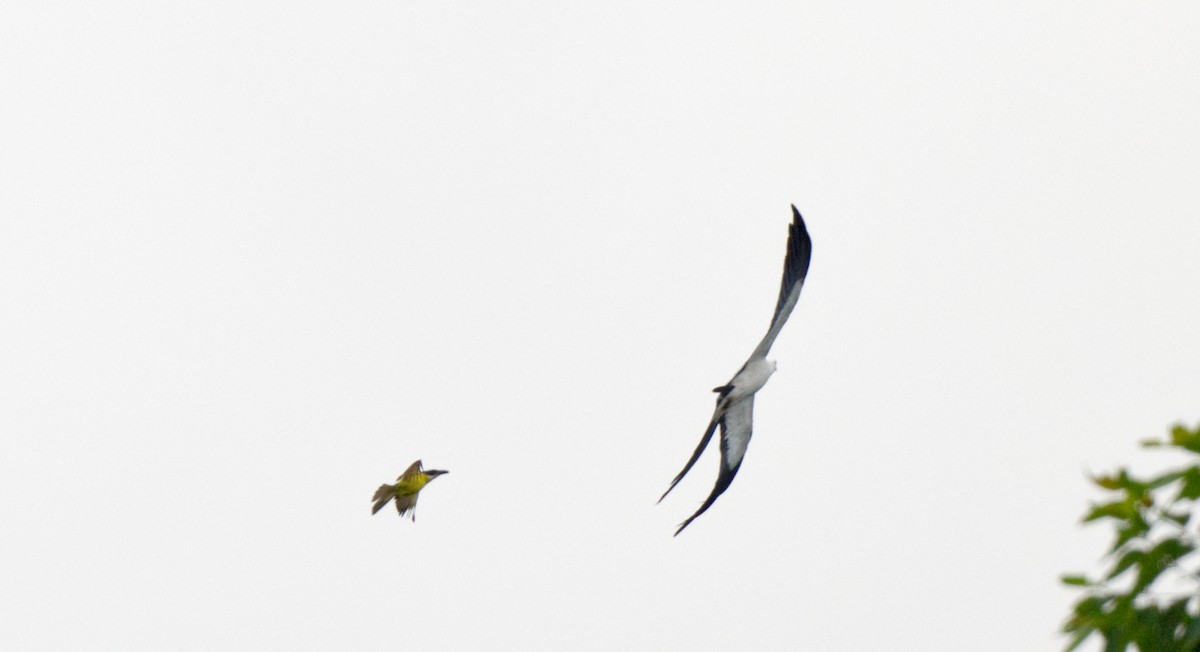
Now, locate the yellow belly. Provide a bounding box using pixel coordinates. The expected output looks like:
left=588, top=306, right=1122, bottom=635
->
left=394, top=473, right=430, bottom=496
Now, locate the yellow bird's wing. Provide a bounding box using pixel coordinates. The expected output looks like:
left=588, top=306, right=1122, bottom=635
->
left=396, top=459, right=423, bottom=482
left=394, top=493, right=418, bottom=521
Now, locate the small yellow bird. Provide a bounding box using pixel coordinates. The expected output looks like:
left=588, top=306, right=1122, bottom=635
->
left=371, top=460, right=448, bottom=521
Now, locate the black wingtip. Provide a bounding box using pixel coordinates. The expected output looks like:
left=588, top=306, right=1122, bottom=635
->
left=759, top=204, right=812, bottom=328
left=789, top=204, right=809, bottom=239
left=673, top=498, right=713, bottom=536
left=672, top=460, right=743, bottom=536
left=790, top=205, right=810, bottom=241
left=658, top=413, right=724, bottom=506
left=672, top=495, right=715, bottom=536
left=790, top=205, right=806, bottom=232
left=787, top=206, right=812, bottom=277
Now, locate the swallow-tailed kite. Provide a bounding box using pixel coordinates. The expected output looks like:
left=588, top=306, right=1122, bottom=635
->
left=660, top=205, right=812, bottom=535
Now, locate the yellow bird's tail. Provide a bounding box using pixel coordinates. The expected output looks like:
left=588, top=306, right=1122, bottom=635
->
left=371, top=484, right=394, bottom=514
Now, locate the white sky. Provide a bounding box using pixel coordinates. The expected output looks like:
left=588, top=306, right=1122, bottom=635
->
left=3, top=2, right=1200, bottom=650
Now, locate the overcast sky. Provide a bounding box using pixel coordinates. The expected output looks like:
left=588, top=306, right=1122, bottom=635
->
left=3, top=2, right=1200, bottom=650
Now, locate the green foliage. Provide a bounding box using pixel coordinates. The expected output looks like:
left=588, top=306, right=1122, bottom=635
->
left=1063, top=423, right=1200, bottom=651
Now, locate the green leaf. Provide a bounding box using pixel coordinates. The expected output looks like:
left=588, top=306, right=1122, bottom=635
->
left=1129, top=539, right=1193, bottom=597
left=1171, top=424, right=1192, bottom=445
left=1150, top=537, right=1194, bottom=567
left=1163, top=596, right=1191, bottom=624
left=1061, top=574, right=1092, bottom=586
left=1177, top=467, right=1200, bottom=500
left=1111, top=512, right=1150, bottom=552
left=1146, top=469, right=1186, bottom=490
left=1106, top=549, right=1145, bottom=581
left=1116, top=469, right=1148, bottom=494
left=1164, top=510, right=1191, bottom=527
left=1063, top=423, right=1200, bottom=652
left=1171, top=423, right=1200, bottom=453
left=1064, top=627, right=1095, bottom=652
left=1181, top=612, right=1200, bottom=649
left=1073, top=595, right=1106, bottom=618
left=1084, top=500, right=1136, bottom=523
